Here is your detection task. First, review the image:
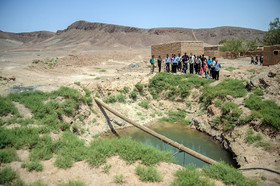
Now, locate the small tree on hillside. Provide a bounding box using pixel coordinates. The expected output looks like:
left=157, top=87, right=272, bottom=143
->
left=219, top=39, right=258, bottom=57
left=262, top=17, right=280, bottom=46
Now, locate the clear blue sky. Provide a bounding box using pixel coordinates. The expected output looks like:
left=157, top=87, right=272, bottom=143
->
left=0, top=0, right=279, bottom=33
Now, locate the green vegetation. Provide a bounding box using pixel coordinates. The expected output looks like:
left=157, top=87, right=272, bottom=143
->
left=0, top=148, right=19, bottom=163
left=246, top=129, right=271, bottom=150
left=135, top=165, right=163, bottom=182
left=130, top=91, right=137, bottom=100
left=201, top=79, right=247, bottom=107
left=0, top=167, right=24, bottom=186
left=247, top=69, right=255, bottom=73
left=59, top=180, right=85, bottom=186
left=0, top=96, right=19, bottom=116
left=74, top=82, right=81, bottom=86
left=113, top=174, right=124, bottom=184
left=103, top=164, right=112, bottom=174
left=202, top=162, right=258, bottom=186
left=160, top=110, right=190, bottom=125
left=245, top=94, right=280, bottom=130
left=148, top=73, right=213, bottom=100
left=99, top=69, right=106, bottom=72
left=253, top=88, right=264, bottom=96
left=171, top=165, right=214, bottom=186
left=135, top=83, right=145, bottom=92
left=262, top=17, right=280, bottom=46
left=21, top=161, right=43, bottom=172
left=219, top=39, right=258, bottom=55
left=225, top=67, right=237, bottom=72
left=138, top=101, right=149, bottom=109
left=104, top=94, right=126, bottom=103
left=32, top=59, right=41, bottom=64
left=94, top=77, right=101, bottom=80
left=120, top=86, right=130, bottom=94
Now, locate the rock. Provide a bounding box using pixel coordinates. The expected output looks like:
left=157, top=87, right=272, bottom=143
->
left=226, top=95, right=234, bottom=101
left=267, top=71, right=276, bottom=78
left=207, top=105, right=222, bottom=116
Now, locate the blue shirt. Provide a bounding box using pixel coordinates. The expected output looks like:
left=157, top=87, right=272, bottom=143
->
left=165, top=57, right=171, bottom=64
left=207, top=59, right=212, bottom=66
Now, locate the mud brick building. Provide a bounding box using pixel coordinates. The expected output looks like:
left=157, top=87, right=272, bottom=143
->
left=151, top=41, right=204, bottom=58
left=263, top=45, right=280, bottom=66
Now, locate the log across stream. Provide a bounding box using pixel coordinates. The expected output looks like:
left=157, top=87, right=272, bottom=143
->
left=108, top=121, right=238, bottom=168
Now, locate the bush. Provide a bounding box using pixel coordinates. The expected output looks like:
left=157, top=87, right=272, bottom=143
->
left=135, top=83, right=145, bottom=92
left=130, top=91, right=137, bottom=100
left=116, top=94, right=126, bottom=103
left=135, top=165, right=163, bottom=182
left=74, top=82, right=80, bottom=86
left=201, top=79, right=247, bottom=107
left=171, top=165, right=213, bottom=186
left=202, top=162, right=258, bottom=186
left=160, top=110, right=190, bottom=125
left=120, top=86, right=130, bottom=94
left=148, top=73, right=213, bottom=100
left=0, top=148, right=19, bottom=163
left=138, top=101, right=149, bottom=109
left=103, top=164, right=111, bottom=174
left=32, top=59, right=41, bottom=64
left=245, top=94, right=280, bottom=130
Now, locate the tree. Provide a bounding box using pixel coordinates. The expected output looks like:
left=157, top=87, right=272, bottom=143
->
left=219, top=39, right=257, bottom=56
left=262, top=17, right=280, bottom=46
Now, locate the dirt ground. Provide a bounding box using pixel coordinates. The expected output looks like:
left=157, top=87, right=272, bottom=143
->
left=1, top=48, right=279, bottom=185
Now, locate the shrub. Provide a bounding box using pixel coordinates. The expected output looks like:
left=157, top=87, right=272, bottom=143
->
left=32, top=59, right=41, bottom=64
left=120, top=86, right=130, bottom=94
left=104, top=95, right=117, bottom=103
left=245, top=94, right=280, bottom=130
left=138, top=101, right=149, bottom=109
left=74, top=82, right=80, bottom=86
left=201, top=79, right=247, bottom=107
left=116, top=94, right=126, bottom=103
left=160, top=110, right=190, bottom=125
left=135, top=165, right=163, bottom=182
left=130, top=91, right=137, bottom=100
left=202, top=162, right=258, bottom=186
left=113, top=174, right=124, bottom=184
left=171, top=165, right=213, bottom=186
left=135, top=83, right=145, bottom=92
left=99, top=69, right=106, bottom=72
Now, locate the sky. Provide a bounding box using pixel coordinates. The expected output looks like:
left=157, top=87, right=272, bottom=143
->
left=0, top=0, right=279, bottom=33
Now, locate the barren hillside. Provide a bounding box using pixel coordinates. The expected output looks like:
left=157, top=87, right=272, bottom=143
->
left=0, top=20, right=265, bottom=51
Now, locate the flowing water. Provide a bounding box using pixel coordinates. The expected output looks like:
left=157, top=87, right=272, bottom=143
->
left=109, top=122, right=238, bottom=168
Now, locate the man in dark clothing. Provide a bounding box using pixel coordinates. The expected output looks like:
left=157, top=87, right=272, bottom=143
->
left=157, top=56, right=162, bottom=73
left=182, top=53, right=189, bottom=73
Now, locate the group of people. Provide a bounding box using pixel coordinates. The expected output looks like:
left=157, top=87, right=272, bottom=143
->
left=251, top=55, right=263, bottom=65
left=150, top=53, right=221, bottom=80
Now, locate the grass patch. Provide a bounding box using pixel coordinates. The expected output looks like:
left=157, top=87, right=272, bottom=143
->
left=0, top=167, right=24, bottom=186
left=59, top=180, right=85, bottom=186
left=245, top=94, right=280, bottom=130
left=246, top=129, right=271, bottom=150
left=138, top=101, right=149, bottom=109
left=135, top=165, right=163, bottom=182
left=201, top=79, right=247, bottom=107
left=74, top=82, right=80, bottom=86
left=21, top=161, right=43, bottom=172
left=103, top=164, right=111, bottom=174
left=94, top=77, right=100, bottom=80
left=99, top=69, right=106, bottom=72
left=104, top=94, right=126, bottom=103
left=253, top=88, right=264, bottom=96
left=247, top=69, right=256, bottom=73
left=113, top=174, right=124, bottom=184
left=148, top=73, right=214, bottom=100
left=130, top=91, right=137, bottom=100
left=120, top=86, right=130, bottom=94
left=0, top=96, right=19, bottom=116
left=225, top=67, right=237, bottom=72
left=202, top=162, right=258, bottom=186
left=135, top=83, right=145, bottom=92
left=0, top=148, right=20, bottom=163
left=160, top=110, right=190, bottom=125
left=171, top=165, right=214, bottom=186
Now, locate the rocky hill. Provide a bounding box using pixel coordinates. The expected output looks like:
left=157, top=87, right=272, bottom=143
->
left=0, top=20, right=266, bottom=50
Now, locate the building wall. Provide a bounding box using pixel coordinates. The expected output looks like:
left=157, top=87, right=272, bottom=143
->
left=263, top=45, right=280, bottom=66
left=151, top=41, right=204, bottom=59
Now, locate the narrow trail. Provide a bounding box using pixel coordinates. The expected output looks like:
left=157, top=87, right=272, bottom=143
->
left=192, top=29, right=198, bottom=41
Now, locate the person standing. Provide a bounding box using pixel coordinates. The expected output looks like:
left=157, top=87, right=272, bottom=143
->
left=255, top=55, right=259, bottom=65
left=176, top=53, right=181, bottom=72
left=260, top=55, right=263, bottom=66
left=182, top=53, right=189, bottom=73
left=172, top=54, right=177, bottom=73
left=210, top=57, right=216, bottom=79
left=150, top=55, right=155, bottom=74
left=157, top=56, right=162, bottom=73
left=195, top=56, right=201, bottom=74
left=251, top=55, right=254, bottom=64
left=189, top=53, right=194, bottom=74
left=203, top=59, right=209, bottom=79
left=165, top=54, right=171, bottom=72
left=215, top=60, right=221, bottom=80
left=207, top=56, right=212, bottom=77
